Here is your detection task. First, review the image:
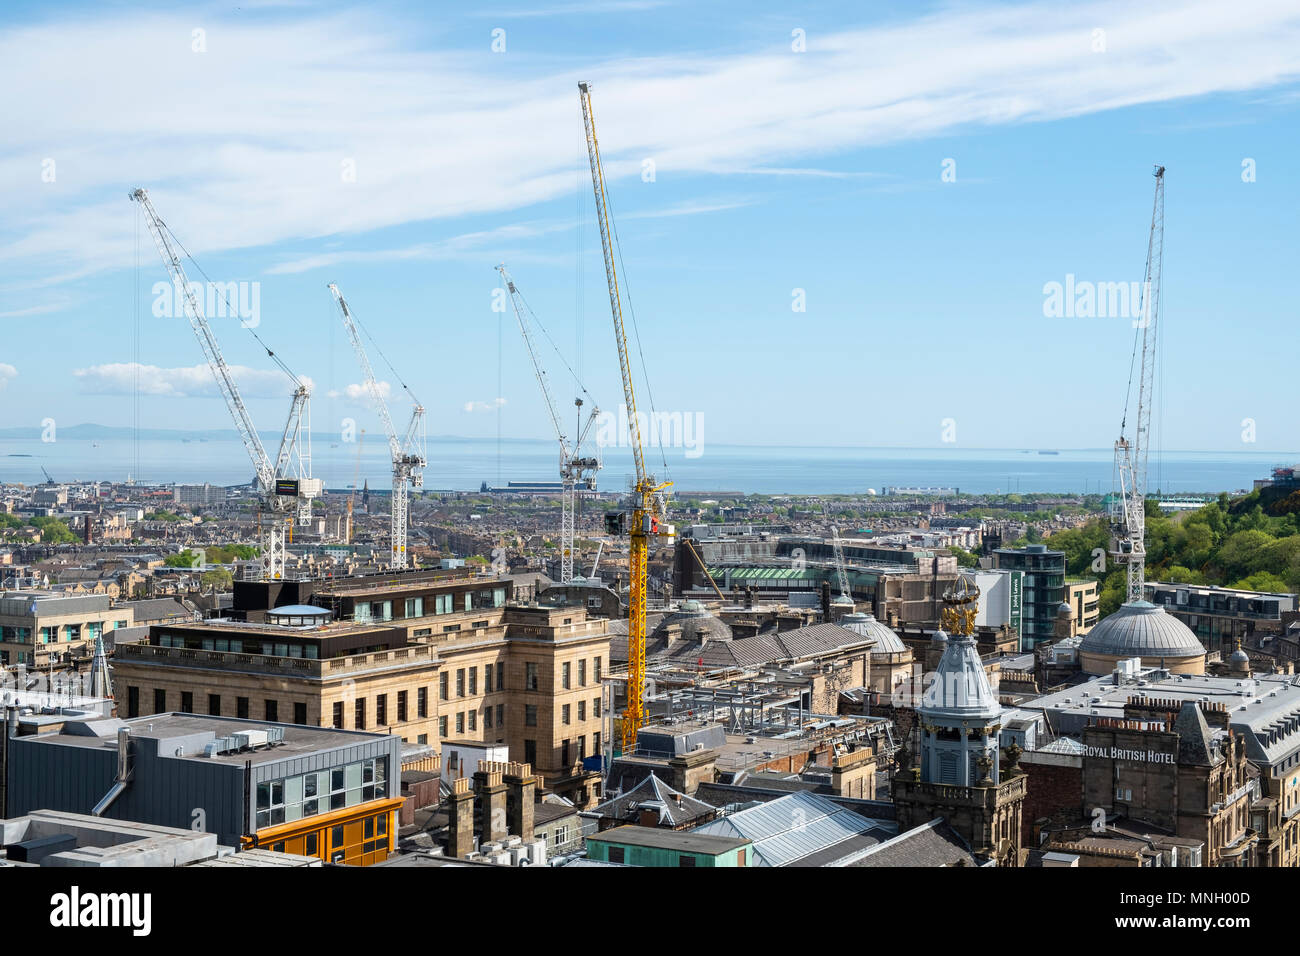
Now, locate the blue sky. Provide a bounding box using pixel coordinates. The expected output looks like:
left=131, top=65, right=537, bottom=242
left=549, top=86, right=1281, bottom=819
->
left=1, top=0, right=1298, bottom=456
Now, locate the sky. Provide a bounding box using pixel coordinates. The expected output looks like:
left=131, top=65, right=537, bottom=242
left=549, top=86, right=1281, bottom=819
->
left=1, top=0, right=1298, bottom=457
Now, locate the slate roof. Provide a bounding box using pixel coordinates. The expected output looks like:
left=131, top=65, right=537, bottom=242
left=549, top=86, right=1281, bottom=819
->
left=609, top=621, right=874, bottom=670
left=593, top=773, right=715, bottom=827
left=1173, top=701, right=1221, bottom=766
left=847, top=818, right=980, bottom=867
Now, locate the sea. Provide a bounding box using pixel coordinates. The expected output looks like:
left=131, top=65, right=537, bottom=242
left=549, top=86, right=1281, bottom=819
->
left=0, top=437, right=1290, bottom=497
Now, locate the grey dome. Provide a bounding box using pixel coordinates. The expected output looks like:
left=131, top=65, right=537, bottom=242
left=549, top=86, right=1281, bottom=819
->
left=1079, top=601, right=1204, bottom=660
left=839, top=612, right=909, bottom=656
left=652, top=601, right=732, bottom=643
left=921, top=632, right=1000, bottom=720
left=1230, top=646, right=1250, bottom=665
left=931, top=628, right=949, bottom=644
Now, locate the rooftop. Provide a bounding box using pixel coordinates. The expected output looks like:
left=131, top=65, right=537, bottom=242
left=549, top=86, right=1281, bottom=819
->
left=587, top=825, right=751, bottom=855
left=23, top=713, right=397, bottom=767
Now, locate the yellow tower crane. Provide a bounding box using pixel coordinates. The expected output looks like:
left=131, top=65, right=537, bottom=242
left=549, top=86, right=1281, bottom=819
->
left=579, top=81, right=672, bottom=754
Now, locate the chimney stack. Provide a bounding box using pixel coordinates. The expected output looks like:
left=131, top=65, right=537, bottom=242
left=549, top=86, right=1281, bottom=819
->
left=473, top=760, right=508, bottom=845
left=447, top=777, right=475, bottom=858
left=504, top=761, right=538, bottom=842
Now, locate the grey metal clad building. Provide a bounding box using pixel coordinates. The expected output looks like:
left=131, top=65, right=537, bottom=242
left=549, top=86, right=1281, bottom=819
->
left=5, top=713, right=401, bottom=848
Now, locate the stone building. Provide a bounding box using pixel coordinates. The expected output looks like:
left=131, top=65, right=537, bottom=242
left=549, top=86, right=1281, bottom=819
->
left=892, top=627, right=1026, bottom=866
left=110, top=572, right=612, bottom=808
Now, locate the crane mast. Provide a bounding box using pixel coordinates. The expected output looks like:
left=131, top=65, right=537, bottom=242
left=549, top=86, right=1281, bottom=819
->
left=1110, top=165, right=1165, bottom=605
left=329, top=283, right=426, bottom=570
left=579, top=81, right=672, bottom=754
left=831, top=527, right=853, bottom=606
left=131, top=188, right=318, bottom=580
left=496, top=264, right=601, bottom=583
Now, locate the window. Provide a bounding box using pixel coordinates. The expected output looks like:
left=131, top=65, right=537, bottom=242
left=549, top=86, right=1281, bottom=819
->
left=468, top=710, right=477, bottom=732
left=562, top=662, right=571, bottom=689
left=153, top=688, right=166, bottom=714
left=376, top=694, right=387, bottom=726
left=553, top=824, right=570, bottom=847
left=525, top=705, right=538, bottom=727
left=594, top=657, right=602, bottom=681
left=578, top=736, right=587, bottom=759
left=678, top=855, right=696, bottom=868
left=455, top=712, right=465, bottom=734
left=562, top=704, right=571, bottom=725
left=468, top=667, right=477, bottom=696
left=127, top=686, right=139, bottom=718
left=417, top=734, right=428, bottom=745
left=496, top=662, right=505, bottom=691
left=495, top=704, right=504, bottom=728
left=440, top=672, right=449, bottom=701
left=265, top=700, right=278, bottom=722
left=418, top=686, right=428, bottom=718
left=355, top=698, right=366, bottom=730
left=439, top=716, right=448, bottom=737
left=593, top=697, right=601, bottom=719
left=484, top=707, right=493, bottom=729
left=333, top=702, right=344, bottom=729
left=294, top=702, right=307, bottom=725
left=485, top=665, right=494, bottom=694
left=526, top=662, right=539, bottom=691
left=236, top=697, right=249, bottom=719
left=397, top=690, right=408, bottom=723
left=594, top=732, right=601, bottom=753
left=562, top=739, right=571, bottom=765
left=181, top=691, right=193, bottom=713
left=578, top=700, right=586, bottom=722
left=208, top=693, right=221, bottom=716
left=405, top=597, right=423, bottom=618
left=435, top=593, right=453, bottom=615
left=456, top=669, right=465, bottom=698
left=579, top=659, right=587, bottom=687
left=524, top=739, right=536, bottom=765
left=608, top=846, right=624, bottom=864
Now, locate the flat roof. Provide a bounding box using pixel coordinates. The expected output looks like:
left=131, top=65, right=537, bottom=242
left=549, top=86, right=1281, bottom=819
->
left=1025, top=669, right=1300, bottom=764
left=587, top=825, right=751, bottom=855
left=26, top=713, right=397, bottom=766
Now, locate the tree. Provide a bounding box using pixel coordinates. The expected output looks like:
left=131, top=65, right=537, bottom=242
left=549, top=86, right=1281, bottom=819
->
left=201, top=568, right=233, bottom=593
left=1230, top=571, right=1289, bottom=593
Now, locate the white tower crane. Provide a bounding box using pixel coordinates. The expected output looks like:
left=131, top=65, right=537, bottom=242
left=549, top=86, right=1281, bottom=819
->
left=131, top=188, right=321, bottom=580
left=329, top=283, right=426, bottom=570
left=496, top=264, right=601, bottom=584
left=1110, top=165, right=1166, bottom=605
left=830, top=526, right=854, bottom=607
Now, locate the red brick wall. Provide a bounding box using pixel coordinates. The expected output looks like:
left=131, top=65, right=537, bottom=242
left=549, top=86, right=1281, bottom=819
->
left=1020, top=760, right=1083, bottom=848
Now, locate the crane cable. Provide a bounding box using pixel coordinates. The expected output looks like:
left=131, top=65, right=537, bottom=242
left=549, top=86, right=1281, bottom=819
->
left=337, top=296, right=423, bottom=409
left=602, top=171, right=670, bottom=479
left=158, top=219, right=304, bottom=389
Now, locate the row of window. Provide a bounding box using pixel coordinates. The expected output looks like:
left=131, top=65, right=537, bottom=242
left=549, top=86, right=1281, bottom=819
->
left=1, top=621, right=124, bottom=644
left=354, top=587, right=507, bottom=623
left=125, top=686, right=309, bottom=725
left=517, top=735, right=600, bottom=768
left=332, top=687, right=428, bottom=730
left=525, top=656, right=604, bottom=692
left=255, top=758, right=388, bottom=830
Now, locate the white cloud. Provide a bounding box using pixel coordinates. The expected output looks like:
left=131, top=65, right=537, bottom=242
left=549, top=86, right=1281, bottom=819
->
left=2, top=0, right=1300, bottom=289
left=327, top=381, right=393, bottom=403
left=463, top=397, right=507, bottom=413
left=0, top=363, right=16, bottom=389
left=72, top=362, right=308, bottom=399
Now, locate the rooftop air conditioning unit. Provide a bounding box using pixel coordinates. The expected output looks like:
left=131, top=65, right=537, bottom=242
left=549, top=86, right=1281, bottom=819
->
left=234, top=729, right=269, bottom=750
